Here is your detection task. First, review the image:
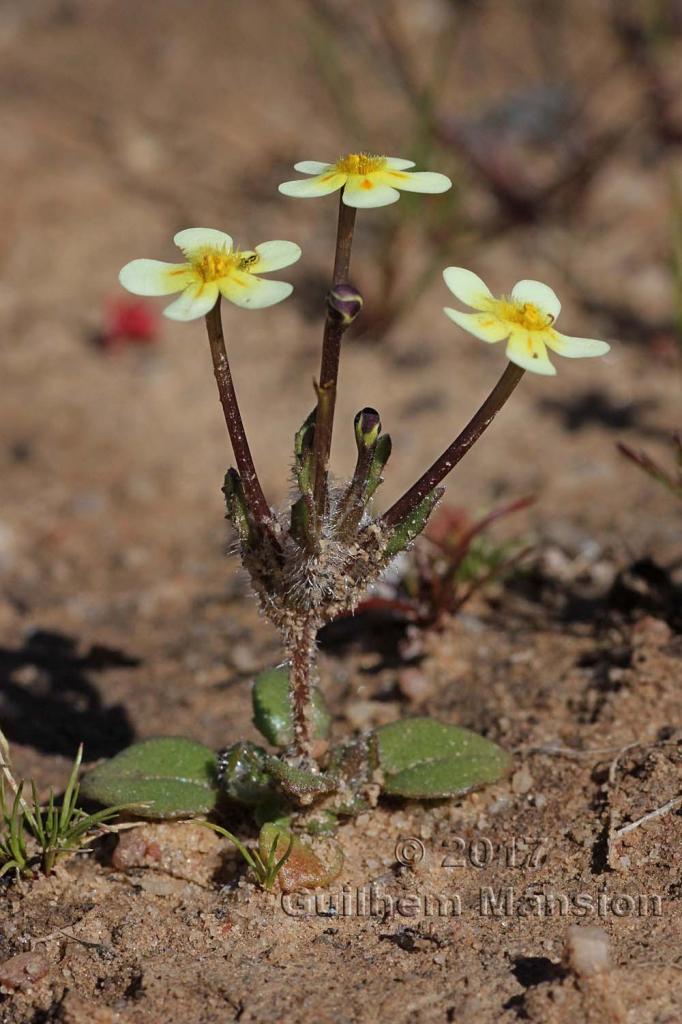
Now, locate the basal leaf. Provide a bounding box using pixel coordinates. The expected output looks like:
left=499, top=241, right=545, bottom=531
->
left=81, top=737, right=218, bottom=819
left=252, top=667, right=331, bottom=747
left=374, top=718, right=510, bottom=799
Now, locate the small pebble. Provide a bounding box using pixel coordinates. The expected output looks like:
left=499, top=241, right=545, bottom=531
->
left=511, top=766, right=533, bottom=795
left=565, top=925, right=611, bottom=977
left=0, top=952, right=49, bottom=992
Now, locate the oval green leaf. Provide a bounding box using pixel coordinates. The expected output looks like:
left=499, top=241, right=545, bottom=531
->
left=218, top=741, right=275, bottom=807
left=265, top=755, right=339, bottom=801
left=374, top=718, right=511, bottom=799
left=81, top=737, right=219, bottom=819
left=252, top=667, right=331, bottom=747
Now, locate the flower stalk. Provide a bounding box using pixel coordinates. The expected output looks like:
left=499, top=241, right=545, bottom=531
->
left=312, top=196, right=357, bottom=517
left=205, top=300, right=272, bottom=530
left=382, top=362, right=525, bottom=530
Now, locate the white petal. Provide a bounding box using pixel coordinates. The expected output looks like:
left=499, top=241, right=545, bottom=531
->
left=384, top=157, right=416, bottom=170
left=511, top=279, right=561, bottom=322
left=545, top=332, right=611, bottom=359
left=174, top=227, right=233, bottom=256
left=442, top=267, right=494, bottom=310
left=253, top=240, right=302, bottom=273
left=279, top=171, right=346, bottom=198
left=342, top=178, right=400, bottom=208
left=443, top=307, right=509, bottom=343
left=220, top=272, right=293, bottom=310
left=379, top=170, right=452, bottom=193
left=119, top=259, right=192, bottom=296
left=163, top=282, right=220, bottom=321
left=505, top=329, right=556, bottom=376
left=293, top=161, right=333, bottom=174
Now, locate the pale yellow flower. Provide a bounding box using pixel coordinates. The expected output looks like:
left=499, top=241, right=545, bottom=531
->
left=443, top=267, right=610, bottom=376
left=279, top=153, right=452, bottom=208
left=119, top=228, right=301, bottom=321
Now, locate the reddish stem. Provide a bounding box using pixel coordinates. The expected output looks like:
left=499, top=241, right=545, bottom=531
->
left=382, top=362, right=525, bottom=530
left=205, top=300, right=272, bottom=528
left=312, top=194, right=357, bottom=517
left=289, top=617, right=319, bottom=763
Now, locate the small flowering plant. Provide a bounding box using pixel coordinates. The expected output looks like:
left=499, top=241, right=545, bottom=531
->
left=84, top=151, right=610, bottom=884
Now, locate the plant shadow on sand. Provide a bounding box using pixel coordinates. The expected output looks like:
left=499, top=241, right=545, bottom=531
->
left=0, top=629, right=137, bottom=759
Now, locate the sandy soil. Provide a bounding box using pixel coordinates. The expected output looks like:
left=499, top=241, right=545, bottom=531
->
left=1, top=1, right=681, bottom=1021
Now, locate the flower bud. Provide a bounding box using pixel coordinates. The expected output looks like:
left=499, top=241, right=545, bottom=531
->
left=327, top=283, right=363, bottom=325
left=354, top=407, right=381, bottom=448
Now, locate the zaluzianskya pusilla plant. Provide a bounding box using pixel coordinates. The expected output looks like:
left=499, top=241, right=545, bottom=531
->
left=117, top=150, right=610, bottom=797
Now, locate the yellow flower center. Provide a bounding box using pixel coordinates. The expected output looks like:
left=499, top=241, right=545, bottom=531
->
left=191, top=247, right=256, bottom=282
left=335, top=152, right=387, bottom=176
left=492, top=298, right=553, bottom=331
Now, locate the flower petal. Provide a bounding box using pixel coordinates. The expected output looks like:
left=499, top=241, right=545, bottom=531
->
left=511, top=280, right=561, bottom=322
left=544, top=332, right=611, bottom=359
left=378, top=170, right=452, bottom=193
left=293, top=161, right=333, bottom=174
left=506, top=328, right=557, bottom=376
left=442, top=267, right=494, bottom=310
left=119, top=259, right=193, bottom=296
left=220, top=272, right=293, bottom=309
left=443, top=307, right=510, bottom=343
left=253, top=240, right=302, bottom=273
left=163, top=282, right=220, bottom=321
left=384, top=157, right=416, bottom=170
left=279, top=171, right=347, bottom=198
left=342, top=177, right=400, bottom=208
left=174, top=228, right=233, bottom=256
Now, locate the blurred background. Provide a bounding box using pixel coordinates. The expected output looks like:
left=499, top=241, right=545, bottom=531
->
left=0, top=0, right=680, bottom=754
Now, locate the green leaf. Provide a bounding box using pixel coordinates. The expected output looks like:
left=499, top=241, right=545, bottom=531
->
left=222, top=469, right=254, bottom=546
left=293, top=408, right=316, bottom=497
left=252, top=667, right=332, bottom=747
left=327, top=736, right=373, bottom=816
left=290, top=494, right=319, bottom=553
left=217, top=741, right=275, bottom=807
left=384, top=488, right=443, bottom=558
left=365, top=433, right=392, bottom=500
left=373, top=718, right=511, bottom=799
left=265, top=756, right=339, bottom=801
left=81, top=737, right=218, bottom=819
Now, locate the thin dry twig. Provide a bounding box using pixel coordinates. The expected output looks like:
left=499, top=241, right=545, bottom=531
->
left=32, top=927, right=116, bottom=960
left=518, top=742, right=641, bottom=761
left=614, top=795, right=682, bottom=837
left=605, top=742, right=642, bottom=868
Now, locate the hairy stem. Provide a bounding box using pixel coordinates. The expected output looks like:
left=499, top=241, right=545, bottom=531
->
left=205, top=300, right=272, bottom=528
left=382, top=362, right=525, bottom=529
left=312, top=194, right=357, bottom=517
left=288, top=617, right=320, bottom=763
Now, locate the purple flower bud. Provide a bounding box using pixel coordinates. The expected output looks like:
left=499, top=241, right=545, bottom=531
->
left=327, top=283, right=363, bottom=325
left=354, top=407, right=381, bottom=448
